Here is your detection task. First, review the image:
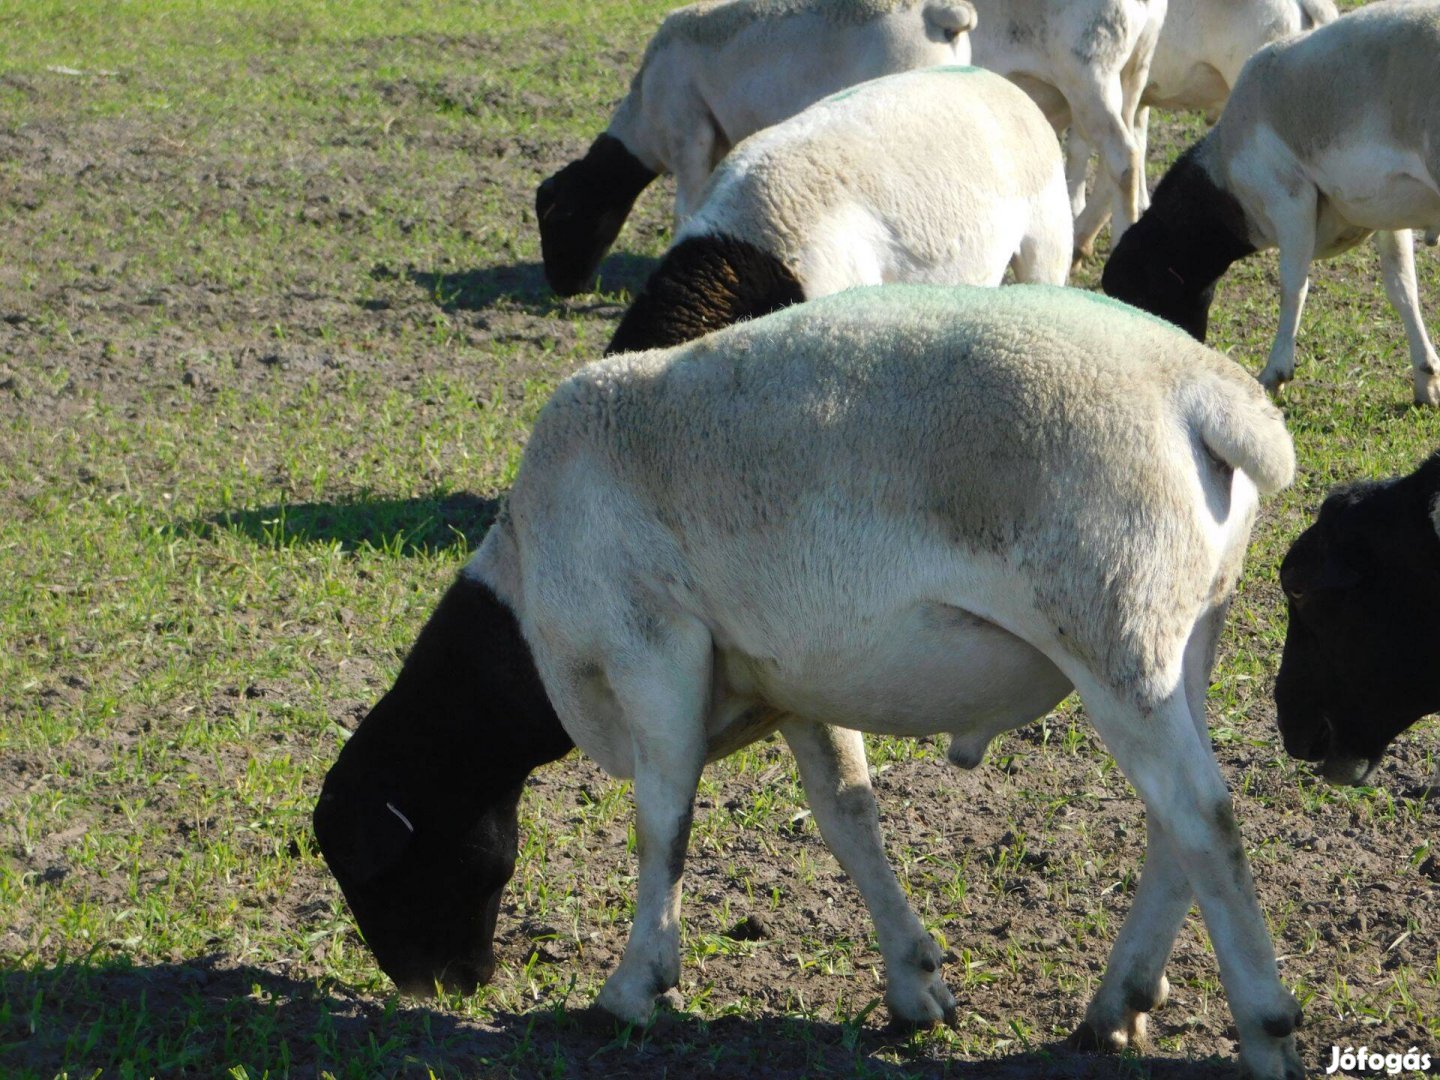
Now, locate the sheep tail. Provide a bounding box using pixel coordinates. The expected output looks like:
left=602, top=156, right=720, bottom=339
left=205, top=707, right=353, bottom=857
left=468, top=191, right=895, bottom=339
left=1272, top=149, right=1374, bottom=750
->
left=923, top=2, right=977, bottom=40
left=1180, top=374, right=1295, bottom=495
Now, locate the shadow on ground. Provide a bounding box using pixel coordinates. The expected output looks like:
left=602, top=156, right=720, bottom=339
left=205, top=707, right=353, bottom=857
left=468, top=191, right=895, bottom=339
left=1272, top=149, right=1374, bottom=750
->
left=405, top=253, right=657, bottom=314
left=0, top=956, right=1239, bottom=1080
left=189, top=492, right=501, bottom=557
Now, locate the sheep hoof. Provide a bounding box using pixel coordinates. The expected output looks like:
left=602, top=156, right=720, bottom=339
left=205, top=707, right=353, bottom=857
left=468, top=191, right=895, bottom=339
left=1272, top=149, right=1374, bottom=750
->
left=1256, top=369, right=1288, bottom=396
left=1069, top=1019, right=1129, bottom=1054
left=1413, top=369, right=1440, bottom=406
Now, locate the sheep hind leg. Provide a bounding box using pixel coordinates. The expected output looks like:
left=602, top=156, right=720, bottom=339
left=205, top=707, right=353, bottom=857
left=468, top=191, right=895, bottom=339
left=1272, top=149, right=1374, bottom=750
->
left=1070, top=650, right=1302, bottom=1079
left=781, top=721, right=956, bottom=1028
left=1066, top=78, right=1142, bottom=255
left=1070, top=107, right=1152, bottom=263
left=1072, top=603, right=1225, bottom=1053
left=1374, top=229, right=1440, bottom=406
left=1065, top=128, right=1093, bottom=219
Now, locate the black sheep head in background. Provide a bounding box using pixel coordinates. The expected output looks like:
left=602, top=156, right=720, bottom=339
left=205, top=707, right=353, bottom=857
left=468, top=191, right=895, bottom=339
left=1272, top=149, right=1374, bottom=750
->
left=1275, top=453, right=1440, bottom=785
left=536, top=133, right=657, bottom=297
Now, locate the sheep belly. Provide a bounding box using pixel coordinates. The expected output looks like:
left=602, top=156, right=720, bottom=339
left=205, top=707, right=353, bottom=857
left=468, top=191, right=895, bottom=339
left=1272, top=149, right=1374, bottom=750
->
left=716, top=600, right=1072, bottom=742
left=1308, top=139, right=1440, bottom=240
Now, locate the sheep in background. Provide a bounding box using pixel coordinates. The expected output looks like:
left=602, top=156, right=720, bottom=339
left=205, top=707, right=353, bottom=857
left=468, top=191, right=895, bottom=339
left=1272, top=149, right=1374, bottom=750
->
left=606, top=65, right=1070, bottom=354
left=534, top=0, right=976, bottom=297
left=1068, top=0, right=1338, bottom=259
left=315, top=283, right=1303, bottom=1079
left=1103, top=0, right=1440, bottom=405
left=1276, top=450, right=1440, bottom=787
left=966, top=0, right=1166, bottom=257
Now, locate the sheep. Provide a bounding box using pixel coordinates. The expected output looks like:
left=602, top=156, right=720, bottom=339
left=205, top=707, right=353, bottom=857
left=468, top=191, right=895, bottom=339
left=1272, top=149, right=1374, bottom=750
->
left=605, top=65, right=1071, bottom=355
left=534, top=0, right=976, bottom=297
left=1275, top=450, right=1440, bottom=786
left=965, top=0, right=1167, bottom=255
left=314, top=283, right=1306, bottom=1080
left=1067, top=0, right=1339, bottom=259
left=1102, top=0, right=1440, bottom=405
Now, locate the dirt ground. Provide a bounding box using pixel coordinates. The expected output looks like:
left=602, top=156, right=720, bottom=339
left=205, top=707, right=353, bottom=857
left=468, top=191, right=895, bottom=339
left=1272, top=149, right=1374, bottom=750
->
left=2, top=16, right=1439, bottom=1080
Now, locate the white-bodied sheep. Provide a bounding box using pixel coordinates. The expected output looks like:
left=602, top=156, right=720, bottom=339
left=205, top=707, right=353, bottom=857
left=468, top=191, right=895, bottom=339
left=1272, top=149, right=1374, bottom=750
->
left=535, top=0, right=975, bottom=296
left=1104, top=0, right=1440, bottom=404
left=606, top=65, right=1071, bottom=354
left=1068, top=0, right=1338, bottom=258
left=315, top=283, right=1305, bottom=1080
left=966, top=0, right=1166, bottom=255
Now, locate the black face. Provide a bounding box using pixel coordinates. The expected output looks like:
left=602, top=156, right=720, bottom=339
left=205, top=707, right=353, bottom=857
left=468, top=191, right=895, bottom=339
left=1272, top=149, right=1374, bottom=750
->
left=1101, top=141, right=1254, bottom=342
left=313, top=576, right=573, bottom=995
left=536, top=133, right=657, bottom=297
left=1103, top=220, right=1215, bottom=341
left=1275, top=458, right=1440, bottom=784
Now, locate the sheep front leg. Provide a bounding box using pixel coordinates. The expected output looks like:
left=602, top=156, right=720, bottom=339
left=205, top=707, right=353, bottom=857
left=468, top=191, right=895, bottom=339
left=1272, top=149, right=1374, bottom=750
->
left=593, top=635, right=711, bottom=1025
left=781, top=721, right=956, bottom=1027
left=1374, top=229, right=1440, bottom=406
left=669, top=121, right=726, bottom=231
left=1258, top=190, right=1318, bottom=394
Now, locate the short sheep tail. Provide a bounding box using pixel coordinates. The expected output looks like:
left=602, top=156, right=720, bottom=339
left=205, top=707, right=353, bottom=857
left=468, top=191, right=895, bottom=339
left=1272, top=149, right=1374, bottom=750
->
left=923, top=2, right=978, bottom=39
left=605, top=234, right=806, bottom=355
left=1179, top=373, right=1295, bottom=496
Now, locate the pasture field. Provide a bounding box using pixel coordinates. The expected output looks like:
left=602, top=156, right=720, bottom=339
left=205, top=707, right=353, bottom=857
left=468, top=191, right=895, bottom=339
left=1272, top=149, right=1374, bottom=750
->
left=1, top=1, right=1438, bottom=1077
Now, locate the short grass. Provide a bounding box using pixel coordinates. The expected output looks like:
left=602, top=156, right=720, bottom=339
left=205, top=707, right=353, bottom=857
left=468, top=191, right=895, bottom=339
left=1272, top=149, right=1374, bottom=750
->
left=2, top=2, right=1439, bottom=1078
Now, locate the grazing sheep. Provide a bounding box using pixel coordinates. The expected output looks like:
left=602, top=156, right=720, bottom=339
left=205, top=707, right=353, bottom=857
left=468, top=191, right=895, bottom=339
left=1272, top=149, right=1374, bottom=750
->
left=966, top=0, right=1167, bottom=253
left=1102, top=0, right=1440, bottom=404
left=1068, top=0, right=1339, bottom=258
left=315, top=284, right=1305, bottom=1080
left=1276, top=450, right=1440, bottom=786
left=606, top=65, right=1070, bottom=355
left=534, top=0, right=976, bottom=296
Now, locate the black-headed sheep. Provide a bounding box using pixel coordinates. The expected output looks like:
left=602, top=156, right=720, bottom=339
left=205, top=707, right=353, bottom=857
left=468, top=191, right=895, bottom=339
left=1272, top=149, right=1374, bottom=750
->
left=1276, top=450, right=1440, bottom=786
left=1068, top=0, right=1338, bottom=258
left=1103, top=0, right=1440, bottom=404
left=315, top=283, right=1304, bottom=1080
left=606, top=65, right=1071, bottom=354
left=535, top=0, right=976, bottom=296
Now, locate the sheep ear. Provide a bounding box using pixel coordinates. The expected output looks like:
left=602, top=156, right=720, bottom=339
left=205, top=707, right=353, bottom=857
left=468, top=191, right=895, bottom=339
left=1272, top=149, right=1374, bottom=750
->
left=1430, top=493, right=1440, bottom=541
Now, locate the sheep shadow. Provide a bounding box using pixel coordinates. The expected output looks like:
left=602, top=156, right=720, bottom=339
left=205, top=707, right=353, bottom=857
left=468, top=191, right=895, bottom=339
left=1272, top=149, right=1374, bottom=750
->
left=0, top=955, right=1240, bottom=1080
left=186, top=492, right=501, bottom=557
left=404, top=252, right=657, bottom=314
left=0, top=956, right=505, bottom=1078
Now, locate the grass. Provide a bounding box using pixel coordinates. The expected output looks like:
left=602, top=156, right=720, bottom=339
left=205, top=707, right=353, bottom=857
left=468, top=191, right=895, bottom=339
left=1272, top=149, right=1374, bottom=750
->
left=2, top=1, right=1439, bottom=1078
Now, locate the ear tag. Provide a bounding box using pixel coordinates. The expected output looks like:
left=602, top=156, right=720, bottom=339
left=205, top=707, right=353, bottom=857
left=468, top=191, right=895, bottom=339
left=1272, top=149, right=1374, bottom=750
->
left=386, top=802, right=415, bottom=834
